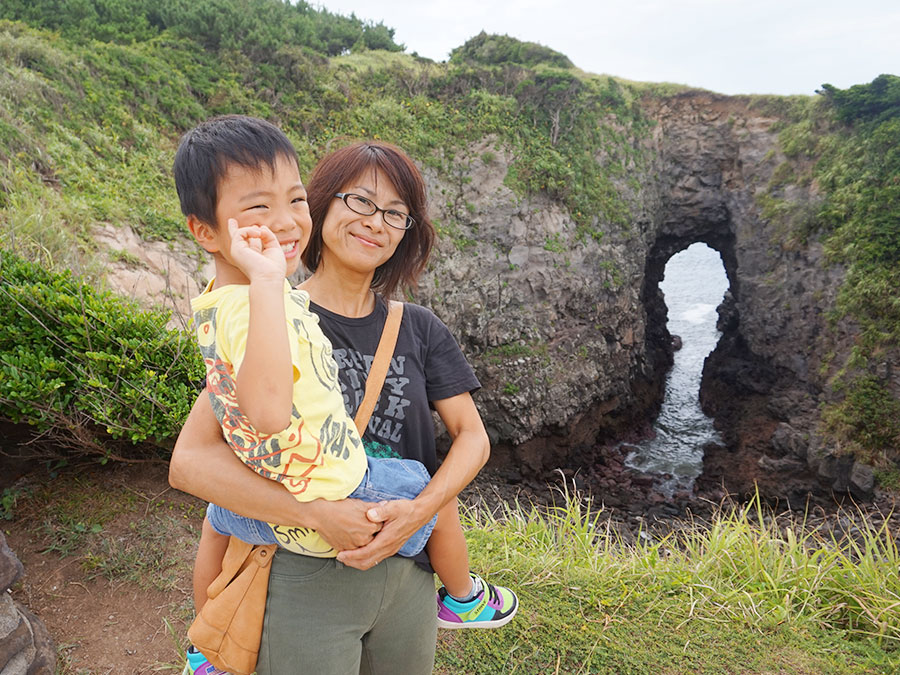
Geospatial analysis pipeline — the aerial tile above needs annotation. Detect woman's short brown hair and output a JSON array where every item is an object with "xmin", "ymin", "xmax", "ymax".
[{"xmin": 303, "ymin": 141, "xmax": 435, "ymax": 298}]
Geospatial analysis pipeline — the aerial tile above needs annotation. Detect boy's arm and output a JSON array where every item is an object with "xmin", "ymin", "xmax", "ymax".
[
  {"xmin": 169, "ymin": 393, "xmax": 381, "ymax": 551},
  {"xmin": 228, "ymin": 219, "xmax": 293, "ymax": 433}
]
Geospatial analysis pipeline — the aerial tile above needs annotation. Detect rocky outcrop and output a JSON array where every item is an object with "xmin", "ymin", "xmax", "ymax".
[
  {"xmin": 417, "ymin": 139, "xmax": 666, "ymax": 470},
  {"xmin": 645, "ymin": 93, "xmax": 876, "ymax": 501},
  {"xmin": 0, "ymin": 533, "xmax": 55, "ymax": 674},
  {"xmin": 86, "ymin": 93, "xmax": 885, "ymax": 501},
  {"xmin": 419, "ymin": 92, "xmax": 881, "ymax": 501}
]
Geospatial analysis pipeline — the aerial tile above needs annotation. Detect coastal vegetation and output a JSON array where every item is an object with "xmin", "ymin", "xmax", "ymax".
[
  {"xmin": 0, "ymin": 0, "xmax": 647, "ymax": 458},
  {"xmin": 0, "ymin": 0, "xmax": 895, "ymax": 477},
  {"xmin": 0, "ymin": 252, "xmax": 202, "ymax": 455},
  {"xmin": 764, "ymin": 74, "xmax": 900, "ymax": 466}
]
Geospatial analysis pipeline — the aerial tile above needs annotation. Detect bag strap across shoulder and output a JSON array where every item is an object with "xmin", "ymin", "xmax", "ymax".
[{"xmin": 353, "ymin": 300, "xmax": 403, "ymax": 435}]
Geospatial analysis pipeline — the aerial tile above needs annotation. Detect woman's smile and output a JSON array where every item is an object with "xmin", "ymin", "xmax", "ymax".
[{"xmin": 350, "ymin": 231, "xmax": 383, "ymax": 248}]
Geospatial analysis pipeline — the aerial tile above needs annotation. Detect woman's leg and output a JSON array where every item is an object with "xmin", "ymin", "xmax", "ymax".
[
  {"xmin": 359, "ymin": 556, "xmax": 437, "ymax": 675},
  {"xmin": 257, "ymin": 552, "xmax": 435, "ymax": 675},
  {"xmin": 425, "ymin": 499, "xmax": 472, "ymax": 597}
]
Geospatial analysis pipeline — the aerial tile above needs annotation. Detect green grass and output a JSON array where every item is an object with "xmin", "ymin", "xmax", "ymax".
[
  {"xmin": 11, "ymin": 464, "xmax": 899, "ymax": 673},
  {"xmin": 434, "ymin": 489, "xmax": 900, "ymax": 673}
]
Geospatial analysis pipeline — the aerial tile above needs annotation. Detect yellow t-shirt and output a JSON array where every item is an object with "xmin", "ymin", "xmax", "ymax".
[{"xmin": 191, "ymin": 279, "xmax": 367, "ymax": 556}]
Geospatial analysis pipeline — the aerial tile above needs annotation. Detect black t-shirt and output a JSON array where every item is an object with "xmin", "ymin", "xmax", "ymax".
[{"xmin": 310, "ymin": 297, "xmax": 481, "ymax": 477}]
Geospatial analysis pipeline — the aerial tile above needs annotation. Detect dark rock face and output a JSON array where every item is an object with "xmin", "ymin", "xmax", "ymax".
[
  {"xmin": 84, "ymin": 92, "xmax": 879, "ymax": 503},
  {"xmin": 419, "ymin": 139, "xmax": 667, "ymax": 465},
  {"xmin": 419, "ymin": 92, "xmax": 879, "ymax": 502},
  {"xmin": 0, "ymin": 532, "xmax": 56, "ymax": 674}
]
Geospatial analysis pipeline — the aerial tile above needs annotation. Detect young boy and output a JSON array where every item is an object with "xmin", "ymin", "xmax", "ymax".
[{"xmin": 174, "ymin": 116, "xmax": 518, "ymax": 674}]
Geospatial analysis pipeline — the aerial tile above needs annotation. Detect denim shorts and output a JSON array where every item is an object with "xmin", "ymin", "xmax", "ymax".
[{"xmin": 206, "ymin": 456, "xmax": 437, "ymax": 558}]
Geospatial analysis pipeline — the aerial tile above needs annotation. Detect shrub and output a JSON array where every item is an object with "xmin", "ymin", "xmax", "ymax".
[
  {"xmin": 450, "ymin": 32, "xmax": 573, "ymax": 69},
  {"xmin": 822, "ymin": 375, "xmax": 900, "ymax": 462},
  {"xmin": 0, "ymin": 0, "xmax": 402, "ymax": 57},
  {"xmin": 818, "ymin": 74, "xmax": 900, "ymax": 124},
  {"xmin": 0, "ymin": 251, "xmax": 202, "ymax": 458}
]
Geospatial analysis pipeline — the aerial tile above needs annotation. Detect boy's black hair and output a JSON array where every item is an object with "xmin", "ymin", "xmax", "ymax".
[{"xmin": 173, "ymin": 115, "xmax": 299, "ymax": 228}]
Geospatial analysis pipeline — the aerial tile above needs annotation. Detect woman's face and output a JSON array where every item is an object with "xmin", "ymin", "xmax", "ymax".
[{"xmin": 320, "ymin": 169, "xmax": 408, "ymax": 276}]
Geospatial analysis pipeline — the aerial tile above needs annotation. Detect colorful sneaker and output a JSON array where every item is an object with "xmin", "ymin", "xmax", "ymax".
[
  {"xmin": 436, "ymin": 574, "xmax": 518, "ymax": 629},
  {"xmin": 183, "ymin": 645, "xmax": 230, "ymax": 675}
]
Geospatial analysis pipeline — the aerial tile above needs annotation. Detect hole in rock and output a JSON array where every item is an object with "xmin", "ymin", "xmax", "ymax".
[{"xmin": 624, "ymin": 242, "xmax": 729, "ymax": 494}]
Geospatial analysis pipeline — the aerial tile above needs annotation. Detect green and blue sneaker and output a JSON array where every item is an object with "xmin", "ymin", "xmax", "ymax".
[
  {"xmin": 182, "ymin": 645, "xmax": 229, "ymax": 675},
  {"xmin": 436, "ymin": 573, "xmax": 518, "ymax": 629}
]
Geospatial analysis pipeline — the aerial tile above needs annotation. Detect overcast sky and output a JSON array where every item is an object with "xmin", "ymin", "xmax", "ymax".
[{"xmin": 317, "ymin": 0, "xmax": 899, "ymax": 96}]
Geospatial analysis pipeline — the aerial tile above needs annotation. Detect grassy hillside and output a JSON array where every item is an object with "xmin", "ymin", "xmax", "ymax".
[
  {"xmin": 0, "ymin": 5, "xmax": 647, "ymax": 267},
  {"xmin": 0, "ymin": 6, "xmax": 649, "ymax": 453},
  {"xmin": 0, "ymin": 1, "xmax": 897, "ymax": 471}
]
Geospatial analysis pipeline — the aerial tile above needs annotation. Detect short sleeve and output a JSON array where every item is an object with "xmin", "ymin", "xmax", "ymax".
[
  {"xmin": 214, "ymin": 292, "xmax": 251, "ymax": 375},
  {"xmin": 417, "ymin": 307, "xmax": 480, "ymax": 402}
]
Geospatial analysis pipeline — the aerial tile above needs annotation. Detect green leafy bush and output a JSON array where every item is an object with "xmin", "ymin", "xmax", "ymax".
[
  {"xmin": 450, "ymin": 32, "xmax": 573, "ymax": 69},
  {"xmin": 822, "ymin": 375, "xmax": 900, "ymax": 462},
  {"xmin": 0, "ymin": 0, "xmax": 402, "ymax": 57},
  {"xmin": 0, "ymin": 251, "xmax": 202, "ymax": 456},
  {"xmin": 818, "ymin": 74, "xmax": 900, "ymax": 124}
]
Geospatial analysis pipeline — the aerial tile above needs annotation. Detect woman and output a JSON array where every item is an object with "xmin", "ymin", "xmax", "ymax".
[{"xmin": 169, "ymin": 141, "xmax": 491, "ymax": 674}]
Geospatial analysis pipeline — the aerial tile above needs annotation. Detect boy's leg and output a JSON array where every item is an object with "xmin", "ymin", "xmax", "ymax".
[
  {"xmin": 428, "ymin": 500, "xmax": 519, "ymax": 630},
  {"xmin": 186, "ymin": 518, "xmax": 232, "ymax": 675},
  {"xmin": 425, "ymin": 500, "xmax": 471, "ymax": 597},
  {"xmin": 194, "ymin": 516, "xmax": 230, "ymax": 610},
  {"xmin": 354, "ymin": 457, "xmax": 518, "ymax": 628}
]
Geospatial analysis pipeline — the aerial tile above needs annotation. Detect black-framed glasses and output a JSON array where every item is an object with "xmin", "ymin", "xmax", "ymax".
[{"xmin": 334, "ymin": 192, "xmax": 415, "ymax": 230}]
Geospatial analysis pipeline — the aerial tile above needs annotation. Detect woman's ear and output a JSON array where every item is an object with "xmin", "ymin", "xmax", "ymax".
[{"xmin": 187, "ymin": 215, "xmax": 220, "ymax": 253}]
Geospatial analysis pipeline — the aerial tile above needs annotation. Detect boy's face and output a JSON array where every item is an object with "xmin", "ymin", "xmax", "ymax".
[{"xmin": 191, "ymin": 154, "xmax": 311, "ymax": 283}]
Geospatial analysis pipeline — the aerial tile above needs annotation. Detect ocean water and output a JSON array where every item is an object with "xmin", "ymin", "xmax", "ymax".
[{"xmin": 624, "ymin": 243, "xmax": 729, "ymax": 492}]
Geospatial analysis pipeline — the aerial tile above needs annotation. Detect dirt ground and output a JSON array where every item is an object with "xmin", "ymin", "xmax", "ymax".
[
  {"xmin": 5, "ymin": 461, "xmax": 202, "ymax": 673},
  {"xmin": 3, "ymin": 460, "xmax": 534, "ymax": 674}
]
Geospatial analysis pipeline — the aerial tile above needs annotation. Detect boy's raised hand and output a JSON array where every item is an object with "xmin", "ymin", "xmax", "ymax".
[{"xmin": 228, "ymin": 218, "xmax": 286, "ymax": 282}]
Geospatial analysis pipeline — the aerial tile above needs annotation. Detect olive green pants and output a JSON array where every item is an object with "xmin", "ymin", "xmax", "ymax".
[{"xmin": 256, "ymin": 550, "xmax": 437, "ymax": 675}]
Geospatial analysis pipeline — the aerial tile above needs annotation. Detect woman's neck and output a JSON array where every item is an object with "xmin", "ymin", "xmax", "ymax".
[{"xmin": 298, "ymin": 267, "xmax": 376, "ymax": 318}]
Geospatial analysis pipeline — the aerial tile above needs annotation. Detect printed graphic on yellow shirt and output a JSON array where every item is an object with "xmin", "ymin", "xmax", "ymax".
[
  {"xmin": 195, "ymin": 306, "xmax": 322, "ymax": 497},
  {"xmin": 192, "ymin": 288, "xmax": 368, "ymax": 558}
]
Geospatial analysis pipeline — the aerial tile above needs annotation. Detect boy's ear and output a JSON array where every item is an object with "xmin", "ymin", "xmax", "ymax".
[{"xmin": 187, "ymin": 215, "xmax": 220, "ymax": 253}]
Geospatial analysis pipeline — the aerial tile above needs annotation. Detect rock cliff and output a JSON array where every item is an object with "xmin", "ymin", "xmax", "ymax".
[
  {"xmin": 415, "ymin": 91, "xmax": 882, "ymax": 500},
  {"xmin": 94, "ymin": 91, "xmax": 883, "ymax": 500}
]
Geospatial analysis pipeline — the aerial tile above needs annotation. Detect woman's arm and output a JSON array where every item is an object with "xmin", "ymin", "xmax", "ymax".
[
  {"xmin": 336, "ymin": 391, "xmax": 489, "ymax": 569},
  {"xmin": 169, "ymin": 393, "xmax": 381, "ymax": 551}
]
